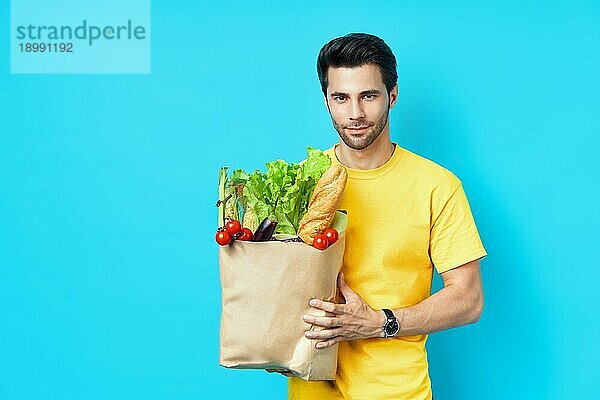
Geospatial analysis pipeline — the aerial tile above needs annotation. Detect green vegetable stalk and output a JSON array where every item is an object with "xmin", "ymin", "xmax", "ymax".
[{"xmin": 216, "ymin": 167, "xmax": 230, "ymax": 227}]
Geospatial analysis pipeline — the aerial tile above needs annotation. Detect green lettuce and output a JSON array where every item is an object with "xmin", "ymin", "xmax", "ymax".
[{"xmin": 220, "ymin": 147, "xmax": 331, "ymax": 235}]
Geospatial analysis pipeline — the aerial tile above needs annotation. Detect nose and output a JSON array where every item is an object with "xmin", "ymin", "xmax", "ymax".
[{"xmin": 349, "ymin": 98, "xmax": 366, "ymax": 120}]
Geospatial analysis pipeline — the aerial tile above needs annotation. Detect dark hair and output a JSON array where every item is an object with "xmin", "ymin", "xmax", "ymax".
[{"xmin": 317, "ymin": 33, "xmax": 398, "ymax": 96}]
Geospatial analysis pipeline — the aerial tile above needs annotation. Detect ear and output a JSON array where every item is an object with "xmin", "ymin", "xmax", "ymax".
[{"xmin": 389, "ymin": 84, "xmax": 399, "ymax": 109}]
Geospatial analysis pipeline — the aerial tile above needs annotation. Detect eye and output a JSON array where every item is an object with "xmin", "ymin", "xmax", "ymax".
[
  {"xmin": 364, "ymin": 94, "xmax": 376, "ymax": 100},
  {"xmin": 333, "ymin": 96, "xmax": 346, "ymax": 102}
]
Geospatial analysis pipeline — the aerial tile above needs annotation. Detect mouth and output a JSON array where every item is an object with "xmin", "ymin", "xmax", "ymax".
[{"xmin": 345, "ymin": 126, "xmax": 370, "ymax": 134}]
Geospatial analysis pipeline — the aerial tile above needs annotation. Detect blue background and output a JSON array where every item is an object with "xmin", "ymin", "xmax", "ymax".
[{"xmin": 1, "ymin": 1, "xmax": 598, "ymax": 399}]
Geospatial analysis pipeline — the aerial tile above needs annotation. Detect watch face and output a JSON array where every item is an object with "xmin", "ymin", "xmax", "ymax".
[{"xmin": 385, "ymin": 320, "xmax": 399, "ymax": 336}]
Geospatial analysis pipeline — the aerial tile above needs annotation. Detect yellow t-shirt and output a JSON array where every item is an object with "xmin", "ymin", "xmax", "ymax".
[{"xmin": 289, "ymin": 143, "xmax": 487, "ymax": 400}]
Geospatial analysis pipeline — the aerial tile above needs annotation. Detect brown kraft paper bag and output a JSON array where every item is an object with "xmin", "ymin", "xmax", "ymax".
[{"xmin": 218, "ymin": 212, "xmax": 347, "ymax": 380}]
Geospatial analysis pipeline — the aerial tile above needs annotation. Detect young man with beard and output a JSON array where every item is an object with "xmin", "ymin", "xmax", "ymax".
[{"xmin": 283, "ymin": 33, "xmax": 487, "ymax": 399}]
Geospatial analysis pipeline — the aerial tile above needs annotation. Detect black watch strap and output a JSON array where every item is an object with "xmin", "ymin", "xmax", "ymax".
[{"xmin": 382, "ymin": 309, "xmax": 395, "ymax": 320}]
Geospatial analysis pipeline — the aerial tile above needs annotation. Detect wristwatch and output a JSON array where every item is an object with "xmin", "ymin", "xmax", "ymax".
[{"xmin": 381, "ymin": 309, "xmax": 400, "ymax": 338}]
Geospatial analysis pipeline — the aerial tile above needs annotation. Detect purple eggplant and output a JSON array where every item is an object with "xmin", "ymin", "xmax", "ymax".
[{"xmin": 252, "ymin": 217, "xmax": 278, "ymax": 241}]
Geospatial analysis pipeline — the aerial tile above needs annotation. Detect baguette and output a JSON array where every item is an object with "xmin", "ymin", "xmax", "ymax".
[{"xmin": 297, "ymin": 165, "xmax": 347, "ymax": 243}]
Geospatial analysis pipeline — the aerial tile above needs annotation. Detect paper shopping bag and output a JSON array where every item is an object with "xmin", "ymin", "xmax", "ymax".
[{"xmin": 218, "ymin": 211, "xmax": 347, "ymax": 380}]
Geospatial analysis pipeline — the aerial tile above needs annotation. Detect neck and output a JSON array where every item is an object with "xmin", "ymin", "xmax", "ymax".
[{"xmin": 335, "ymin": 132, "xmax": 395, "ymax": 170}]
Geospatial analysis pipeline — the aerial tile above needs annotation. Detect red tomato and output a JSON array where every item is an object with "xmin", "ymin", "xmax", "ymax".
[
  {"xmin": 238, "ymin": 227, "xmax": 253, "ymax": 241},
  {"xmin": 313, "ymin": 234, "xmax": 329, "ymax": 250},
  {"xmin": 225, "ymin": 219, "xmax": 242, "ymax": 235},
  {"xmin": 323, "ymin": 228, "xmax": 339, "ymax": 245},
  {"xmin": 215, "ymin": 230, "xmax": 232, "ymax": 246}
]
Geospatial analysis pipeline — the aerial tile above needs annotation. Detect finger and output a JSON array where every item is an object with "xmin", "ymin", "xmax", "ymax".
[
  {"xmin": 315, "ymin": 337, "xmax": 341, "ymax": 349},
  {"xmin": 309, "ymin": 298, "xmax": 342, "ymax": 314},
  {"xmin": 266, "ymin": 368, "xmax": 294, "ymax": 377},
  {"xmin": 305, "ymin": 328, "xmax": 342, "ymax": 340},
  {"xmin": 302, "ymin": 314, "xmax": 342, "ymax": 328}
]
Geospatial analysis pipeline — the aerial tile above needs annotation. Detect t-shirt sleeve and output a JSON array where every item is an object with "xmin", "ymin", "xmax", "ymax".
[{"xmin": 429, "ymin": 173, "xmax": 487, "ymax": 274}]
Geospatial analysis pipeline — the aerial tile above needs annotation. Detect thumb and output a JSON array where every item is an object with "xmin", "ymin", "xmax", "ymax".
[{"xmin": 338, "ymin": 272, "xmax": 356, "ymax": 298}]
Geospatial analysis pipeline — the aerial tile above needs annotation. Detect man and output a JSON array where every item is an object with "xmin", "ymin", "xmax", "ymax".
[{"xmin": 285, "ymin": 33, "xmax": 487, "ymax": 399}]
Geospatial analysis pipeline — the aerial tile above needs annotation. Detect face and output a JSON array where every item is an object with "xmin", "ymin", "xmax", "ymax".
[{"xmin": 324, "ymin": 64, "xmax": 398, "ymax": 150}]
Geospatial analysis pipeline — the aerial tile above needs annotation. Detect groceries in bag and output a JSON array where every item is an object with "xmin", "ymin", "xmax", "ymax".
[{"xmin": 216, "ymin": 147, "xmax": 349, "ymax": 380}]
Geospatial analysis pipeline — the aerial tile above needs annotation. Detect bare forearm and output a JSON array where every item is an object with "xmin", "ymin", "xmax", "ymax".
[
  {"xmin": 391, "ymin": 283, "xmax": 483, "ymax": 336},
  {"xmin": 304, "ymin": 266, "xmax": 484, "ymax": 348}
]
